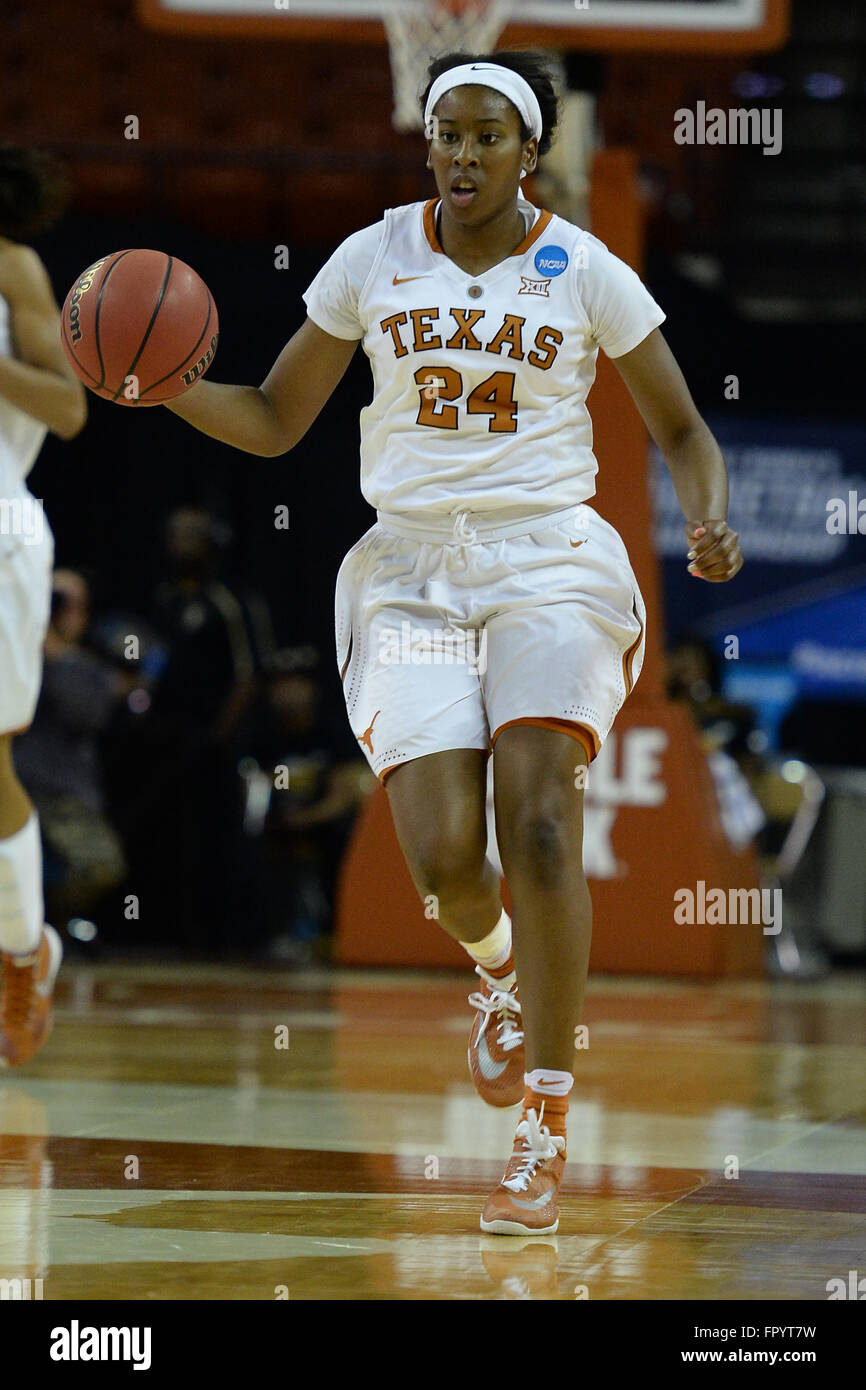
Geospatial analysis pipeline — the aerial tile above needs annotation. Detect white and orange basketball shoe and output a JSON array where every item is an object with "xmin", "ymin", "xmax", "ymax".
[
  {"xmin": 481, "ymin": 1095, "xmax": 568, "ymax": 1235},
  {"xmin": 0, "ymin": 926, "xmax": 63, "ymax": 1068},
  {"xmin": 467, "ymin": 960, "xmax": 525, "ymax": 1107}
]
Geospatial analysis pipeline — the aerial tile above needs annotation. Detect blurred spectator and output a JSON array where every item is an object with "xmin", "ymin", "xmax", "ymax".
[
  {"xmin": 151, "ymin": 506, "xmax": 275, "ymax": 737},
  {"xmin": 665, "ymin": 636, "xmax": 759, "ymax": 763},
  {"xmin": 666, "ymin": 634, "xmax": 830, "ymax": 976},
  {"xmin": 14, "ymin": 569, "xmax": 126, "ymax": 940},
  {"xmin": 242, "ymin": 646, "xmax": 375, "ymax": 963},
  {"xmin": 114, "ymin": 506, "xmax": 276, "ymax": 950},
  {"xmin": 666, "ymin": 634, "xmax": 766, "ymax": 850}
]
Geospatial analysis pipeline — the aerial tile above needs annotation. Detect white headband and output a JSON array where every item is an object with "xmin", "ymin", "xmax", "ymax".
[{"xmin": 424, "ymin": 62, "xmax": 542, "ymax": 179}]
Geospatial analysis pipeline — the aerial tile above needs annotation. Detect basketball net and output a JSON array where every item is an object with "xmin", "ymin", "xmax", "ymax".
[{"xmin": 381, "ymin": 0, "xmax": 518, "ymax": 132}]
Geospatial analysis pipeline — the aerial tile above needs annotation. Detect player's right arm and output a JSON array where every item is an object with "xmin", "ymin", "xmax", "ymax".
[
  {"xmin": 0, "ymin": 244, "xmax": 87, "ymax": 439},
  {"xmin": 165, "ymin": 317, "xmax": 358, "ymax": 457}
]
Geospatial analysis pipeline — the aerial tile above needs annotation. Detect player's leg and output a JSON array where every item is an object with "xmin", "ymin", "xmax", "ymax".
[
  {"xmin": 0, "ymin": 730, "xmax": 62, "ymax": 1068},
  {"xmin": 0, "ymin": 731, "xmax": 33, "ymax": 839},
  {"xmin": 385, "ymin": 749, "xmax": 499, "ymax": 945},
  {"xmin": 477, "ymin": 723, "xmax": 589, "ymax": 1235},
  {"xmin": 492, "ymin": 723, "xmax": 590, "ymax": 1074},
  {"xmin": 477, "ymin": 506, "xmax": 644, "ymax": 1232},
  {"xmin": 386, "ymin": 750, "xmax": 526, "ymax": 1107},
  {"xmin": 335, "ymin": 522, "xmax": 523, "ymax": 1106},
  {"xmin": 0, "ymin": 541, "xmax": 63, "ymax": 1067},
  {"xmin": 0, "ymin": 730, "xmax": 43, "ymax": 960}
]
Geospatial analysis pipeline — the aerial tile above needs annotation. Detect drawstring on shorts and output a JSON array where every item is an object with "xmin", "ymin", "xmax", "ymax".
[{"xmin": 450, "ymin": 509, "xmax": 478, "ymax": 567}]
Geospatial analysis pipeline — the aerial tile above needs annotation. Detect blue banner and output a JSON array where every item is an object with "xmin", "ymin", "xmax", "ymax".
[{"xmin": 651, "ymin": 414, "xmax": 866, "ymax": 724}]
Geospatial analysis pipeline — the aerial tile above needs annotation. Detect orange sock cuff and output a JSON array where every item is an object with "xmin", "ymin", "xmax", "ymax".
[
  {"xmin": 486, "ymin": 951, "xmax": 515, "ymax": 980},
  {"xmin": 523, "ymin": 1087, "xmax": 569, "ymax": 1134}
]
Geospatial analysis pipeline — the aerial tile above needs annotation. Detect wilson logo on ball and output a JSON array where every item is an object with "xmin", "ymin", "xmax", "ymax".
[
  {"xmin": 181, "ymin": 335, "xmax": 219, "ymax": 387},
  {"xmin": 67, "ymin": 257, "xmax": 109, "ymax": 345}
]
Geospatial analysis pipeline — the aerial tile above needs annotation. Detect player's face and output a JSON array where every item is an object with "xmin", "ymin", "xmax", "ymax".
[{"xmin": 425, "ymin": 86, "xmax": 536, "ymax": 220}]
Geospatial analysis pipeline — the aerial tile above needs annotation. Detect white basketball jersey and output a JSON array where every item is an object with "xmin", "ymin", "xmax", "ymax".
[
  {"xmin": 303, "ymin": 194, "xmax": 665, "ymax": 528},
  {"xmin": 0, "ymin": 291, "xmax": 47, "ymax": 498}
]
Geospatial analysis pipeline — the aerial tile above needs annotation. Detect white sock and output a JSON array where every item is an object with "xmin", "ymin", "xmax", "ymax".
[
  {"xmin": 0, "ymin": 812, "xmax": 45, "ymax": 957},
  {"xmin": 459, "ymin": 908, "xmax": 512, "ymax": 973},
  {"xmin": 525, "ymin": 1068, "xmax": 574, "ymax": 1098}
]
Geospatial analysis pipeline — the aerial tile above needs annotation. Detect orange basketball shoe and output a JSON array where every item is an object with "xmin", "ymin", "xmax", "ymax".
[
  {"xmin": 0, "ymin": 926, "xmax": 63, "ymax": 1068},
  {"xmin": 467, "ymin": 962, "xmax": 524, "ymax": 1107},
  {"xmin": 481, "ymin": 1100, "xmax": 567, "ymax": 1235}
]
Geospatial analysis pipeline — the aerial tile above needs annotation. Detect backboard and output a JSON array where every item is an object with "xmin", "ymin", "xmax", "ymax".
[{"xmin": 138, "ymin": 0, "xmax": 790, "ymax": 53}]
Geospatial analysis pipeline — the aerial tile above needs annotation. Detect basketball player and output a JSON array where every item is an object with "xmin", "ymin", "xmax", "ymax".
[
  {"xmin": 0, "ymin": 146, "xmax": 86, "ymax": 1065},
  {"xmin": 164, "ymin": 52, "xmax": 743, "ymax": 1233}
]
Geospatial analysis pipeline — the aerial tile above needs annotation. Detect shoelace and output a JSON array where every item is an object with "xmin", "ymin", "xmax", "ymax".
[
  {"xmin": 467, "ymin": 968, "xmax": 523, "ymax": 1052},
  {"xmin": 1, "ymin": 956, "xmax": 38, "ymax": 1029},
  {"xmin": 502, "ymin": 1107, "xmax": 566, "ymax": 1194}
]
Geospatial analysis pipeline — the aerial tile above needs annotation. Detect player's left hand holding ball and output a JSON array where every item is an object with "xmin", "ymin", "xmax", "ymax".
[
  {"xmin": 684, "ymin": 520, "xmax": 743, "ymax": 582},
  {"xmin": 60, "ymin": 249, "xmax": 218, "ymax": 405}
]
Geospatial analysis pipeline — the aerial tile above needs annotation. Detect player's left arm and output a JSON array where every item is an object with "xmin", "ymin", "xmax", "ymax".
[
  {"xmin": 0, "ymin": 244, "xmax": 87, "ymax": 440},
  {"xmin": 612, "ymin": 327, "xmax": 742, "ymax": 583}
]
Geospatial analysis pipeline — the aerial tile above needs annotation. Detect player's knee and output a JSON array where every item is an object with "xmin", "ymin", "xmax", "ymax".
[
  {"xmin": 501, "ymin": 810, "xmax": 573, "ymax": 887},
  {"xmin": 408, "ymin": 832, "xmax": 486, "ymax": 904}
]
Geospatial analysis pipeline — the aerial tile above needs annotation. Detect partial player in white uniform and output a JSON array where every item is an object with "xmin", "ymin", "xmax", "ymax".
[
  {"xmin": 163, "ymin": 53, "xmax": 743, "ymax": 1236},
  {"xmin": 0, "ymin": 146, "xmax": 86, "ymax": 1066}
]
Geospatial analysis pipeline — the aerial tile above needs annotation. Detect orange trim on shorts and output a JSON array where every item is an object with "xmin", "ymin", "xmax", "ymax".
[
  {"xmin": 339, "ymin": 631, "xmax": 354, "ymax": 685},
  {"xmin": 491, "ymin": 717, "xmax": 599, "ymax": 764},
  {"xmin": 379, "ymin": 746, "xmax": 493, "ymax": 786},
  {"xmin": 622, "ymin": 600, "xmax": 644, "ymax": 699}
]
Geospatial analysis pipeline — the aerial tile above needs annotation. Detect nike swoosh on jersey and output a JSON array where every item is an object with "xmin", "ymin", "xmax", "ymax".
[
  {"xmin": 392, "ymin": 273, "xmax": 431, "ymax": 285},
  {"xmin": 477, "ymin": 1029, "xmax": 509, "ymax": 1080},
  {"xmin": 570, "ymin": 540, "xmax": 586, "ymax": 548}
]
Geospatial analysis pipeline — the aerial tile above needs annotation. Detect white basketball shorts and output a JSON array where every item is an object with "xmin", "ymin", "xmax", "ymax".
[
  {"xmin": 335, "ymin": 502, "xmax": 645, "ymax": 781},
  {"xmin": 0, "ymin": 522, "xmax": 54, "ymax": 736}
]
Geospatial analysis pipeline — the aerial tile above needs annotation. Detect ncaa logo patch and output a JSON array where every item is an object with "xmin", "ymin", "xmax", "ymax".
[{"xmin": 534, "ymin": 245, "xmax": 568, "ymax": 277}]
